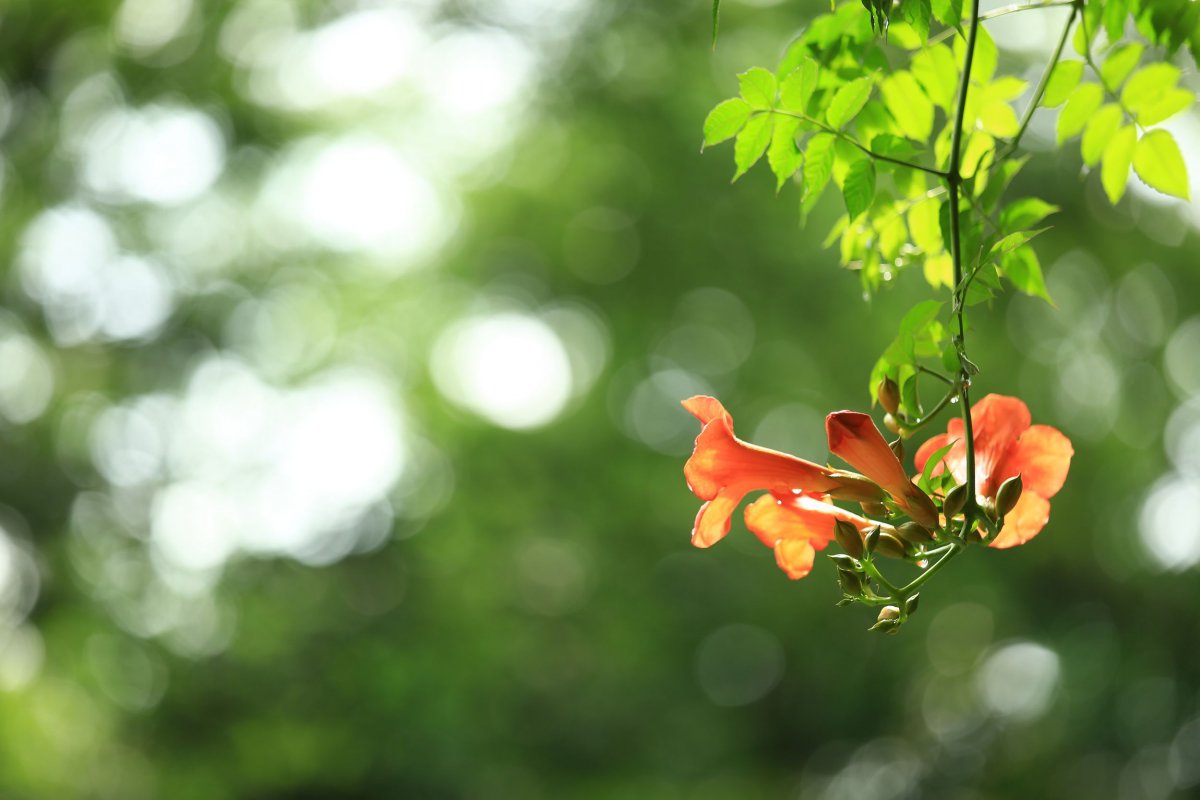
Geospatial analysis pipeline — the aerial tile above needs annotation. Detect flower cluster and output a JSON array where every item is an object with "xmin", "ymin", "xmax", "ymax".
[{"xmin": 681, "ymin": 393, "xmax": 1072, "ymax": 593}]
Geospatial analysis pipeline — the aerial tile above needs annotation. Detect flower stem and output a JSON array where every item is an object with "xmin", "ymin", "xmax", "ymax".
[
  {"xmin": 1003, "ymin": 4, "xmax": 1078, "ymax": 158},
  {"xmin": 900, "ymin": 541, "xmax": 963, "ymax": 595},
  {"xmin": 948, "ymin": 0, "xmax": 982, "ymax": 521}
]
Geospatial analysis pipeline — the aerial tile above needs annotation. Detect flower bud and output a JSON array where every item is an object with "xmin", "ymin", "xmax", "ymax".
[
  {"xmin": 873, "ymin": 531, "xmax": 908, "ymax": 559},
  {"xmin": 905, "ymin": 593, "xmax": 920, "ymax": 615},
  {"xmin": 827, "ymin": 472, "xmax": 886, "ymax": 503},
  {"xmin": 870, "ymin": 605, "xmax": 902, "ymax": 633},
  {"xmin": 895, "ymin": 521, "xmax": 934, "ymax": 546},
  {"xmin": 889, "ymin": 437, "xmax": 905, "ymax": 461},
  {"xmin": 837, "ymin": 568, "xmax": 864, "ymax": 596},
  {"xmin": 943, "ymin": 484, "xmax": 967, "ymax": 519},
  {"xmin": 860, "ymin": 500, "xmax": 890, "ymax": 518},
  {"xmin": 996, "ymin": 473, "xmax": 1023, "ymax": 519},
  {"xmin": 834, "ymin": 520, "xmax": 864, "ymax": 559},
  {"xmin": 878, "ymin": 378, "xmax": 901, "ymax": 415},
  {"xmin": 827, "ymin": 553, "xmax": 862, "ymax": 572},
  {"xmin": 883, "ymin": 413, "xmax": 900, "ymax": 434},
  {"xmin": 864, "ymin": 526, "xmax": 881, "ymax": 554}
]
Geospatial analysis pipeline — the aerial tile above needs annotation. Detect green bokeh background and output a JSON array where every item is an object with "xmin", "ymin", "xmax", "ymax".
[{"xmin": 0, "ymin": 0, "xmax": 1199, "ymax": 797}]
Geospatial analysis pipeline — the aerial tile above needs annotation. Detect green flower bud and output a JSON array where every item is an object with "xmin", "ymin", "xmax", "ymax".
[
  {"xmin": 870, "ymin": 605, "xmax": 902, "ymax": 633},
  {"xmin": 878, "ymin": 378, "xmax": 901, "ymax": 415},
  {"xmin": 883, "ymin": 413, "xmax": 901, "ymax": 434},
  {"xmin": 996, "ymin": 473, "xmax": 1023, "ymax": 519},
  {"xmin": 834, "ymin": 519, "xmax": 864, "ymax": 559},
  {"xmin": 895, "ymin": 521, "xmax": 934, "ymax": 546},
  {"xmin": 860, "ymin": 500, "xmax": 890, "ymax": 518},
  {"xmin": 943, "ymin": 483, "xmax": 967, "ymax": 519},
  {"xmin": 905, "ymin": 593, "xmax": 920, "ymax": 615},
  {"xmin": 864, "ymin": 526, "xmax": 881, "ymax": 554},
  {"xmin": 889, "ymin": 437, "xmax": 905, "ymax": 461},
  {"xmin": 827, "ymin": 552, "xmax": 862, "ymax": 572},
  {"xmin": 873, "ymin": 531, "xmax": 908, "ymax": 559},
  {"xmin": 837, "ymin": 568, "xmax": 864, "ymax": 596}
]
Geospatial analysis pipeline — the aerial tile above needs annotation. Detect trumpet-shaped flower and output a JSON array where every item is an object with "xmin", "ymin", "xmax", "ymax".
[
  {"xmin": 914, "ymin": 394, "xmax": 1073, "ymax": 548},
  {"xmin": 743, "ymin": 493, "xmax": 882, "ymax": 579},
  {"xmin": 681, "ymin": 396, "xmax": 934, "ymax": 578},
  {"xmin": 826, "ymin": 411, "xmax": 939, "ymax": 528}
]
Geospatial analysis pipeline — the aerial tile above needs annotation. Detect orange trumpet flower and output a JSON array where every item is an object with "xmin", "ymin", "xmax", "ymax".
[{"xmin": 914, "ymin": 394, "xmax": 1073, "ymax": 548}]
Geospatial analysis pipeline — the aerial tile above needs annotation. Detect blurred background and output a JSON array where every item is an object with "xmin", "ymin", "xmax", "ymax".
[{"xmin": 0, "ymin": 0, "xmax": 1199, "ymax": 797}]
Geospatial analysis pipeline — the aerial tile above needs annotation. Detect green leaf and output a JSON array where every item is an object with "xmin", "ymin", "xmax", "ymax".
[
  {"xmin": 902, "ymin": 0, "xmax": 932, "ymax": 41},
  {"xmin": 780, "ymin": 59, "xmax": 821, "ymax": 113},
  {"xmin": 954, "ymin": 26, "xmax": 997, "ymax": 83},
  {"xmin": 1101, "ymin": 124, "xmax": 1136, "ymax": 204},
  {"xmin": 930, "ymin": 0, "xmax": 961, "ymax": 27},
  {"xmin": 999, "ymin": 197, "xmax": 1057, "ymax": 231},
  {"xmin": 1043, "ymin": 60, "xmax": 1083, "ymax": 108},
  {"xmin": 908, "ymin": 196, "xmax": 943, "ymax": 252},
  {"xmin": 842, "ymin": 158, "xmax": 876, "ymax": 220},
  {"xmin": 980, "ymin": 99, "xmax": 1019, "ymax": 138},
  {"xmin": 1122, "ymin": 63, "xmax": 1181, "ymax": 112},
  {"xmin": 1081, "ymin": 103, "xmax": 1123, "ymax": 167},
  {"xmin": 1056, "ymin": 83, "xmax": 1103, "ymax": 143},
  {"xmin": 1137, "ymin": 88, "xmax": 1194, "ymax": 126},
  {"xmin": 738, "ymin": 68, "xmax": 778, "ymax": 109},
  {"xmin": 1133, "ymin": 129, "xmax": 1190, "ymax": 199},
  {"xmin": 918, "ymin": 439, "xmax": 957, "ymax": 493},
  {"xmin": 1103, "ymin": 0, "xmax": 1129, "ymax": 42},
  {"xmin": 712, "ymin": 0, "xmax": 720, "ymax": 47},
  {"xmin": 923, "ymin": 252, "xmax": 953, "ymax": 290},
  {"xmin": 1000, "ymin": 246, "xmax": 1051, "ymax": 302},
  {"xmin": 703, "ymin": 98, "xmax": 752, "ymax": 147},
  {"xmin": 801, "ymin": 132, "xmax": 836, "ymax": 217},
  {"xmin": 733, "ymin": 113, "xmax": 773, "ymax": 180},
  {"xmin": 911, "ymin": 44, "xmax": 958, "ymax": 111},
  {"xmin": 1100, "ymin": 42, "xmax": 1143, "ymax": 88},
  {"xmin": 881, "ymin": 71, "xmax": 933, "ymax": 142},
  {"xmin": 826, "ymin": 77, "xmax": 875, "ymax": 128},
  {"xmin": 768, "ymin": 116, "xmax": 803, "ymax": 192}
]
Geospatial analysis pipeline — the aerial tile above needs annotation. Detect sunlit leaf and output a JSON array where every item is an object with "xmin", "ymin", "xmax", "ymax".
[
  {"xmin": 703, "ymin": 98, "xmax": 752, "ymax": 147},
  {"xmin": 733, "ymin": 113, "xmax": 773, "ymax": 180},
  {"xmin": 1101, "ymin": 124, "xmax": 1136, "ymax": 203},
  {"xmin": 1056, "ymin": 83, "xmax": 1103, "ymax": 143},
  {"xmin": 930, "ymin": 0, "xmax": 961, "ymax": 27},
  {"xmin": 901, "ymin": 0, "xmax": 932, "ymax": 41},
  {"xmin": 1081, "ymin": 103, "xmax": 1123, "ymax": 167},
  {"xmin": 1132, "ymin": 129, "xmax": 1190, "ymax": 199},
  {"xmin": 1100, "ymin": 42, "xmax": 1144, "ymax": 88},
  {"xmin": 826, "ymin": 77, "xmax": 875, "ymax": 128},
  {"xmin": 738, "ymin": 67, "xmax": 778, "ymax": 109},
  {"xmin": 1000, "ymin": 246, "xmax": 1051, "ymax": 302},
  {"xmin": 881, "ymin": 71, "xmax": 933, "ymax": 142},
  {"xmin": 842, "ymin": 158, "xmax": 877, "ymax": 220},
  {"xmin": 999, "ymin": 197, "xmax": 1057, "ymax": 232},
  {"xmin": 1042, "ymin": 60, "xmax": 1083, "ymax": 108},
  {"xmin": 780, "ymin": 59, "xmax": 821, "ymax": 114},
  {"xmin": 911, "ymin": 44, "xmax": 958, "ymax": 111},
  {"xmin": 801, "ymin": 132, "xmax": 837, "ymax": 218},
  {"xmin": 1136, "ymin": 88, "xmax": 1194, "ymax": 126},
  {"xmin": 1121, "ymin": 63, "xmax": 1181, "ymax": 112},
  {"xmin": 768, "ymin": 116, "xmax": 803, "ymax": 192}
]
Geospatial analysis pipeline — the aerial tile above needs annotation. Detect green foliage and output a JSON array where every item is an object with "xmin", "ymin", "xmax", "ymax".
[{"xmin": 1133, "ymin": 129, "xmax": 1190, "ymax": 199}]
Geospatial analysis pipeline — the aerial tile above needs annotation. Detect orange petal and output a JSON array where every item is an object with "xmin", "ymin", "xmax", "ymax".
[
  {"xmin": 988, "ymin": 492, "xmax": 1051, "ymax": 549},
  {"xmin": 993, "ymin": 424, "xmax": 1073, "ymax": 500},
  {"xmin": 826, "ymin": 411, "xmax": 938, "ymax": 528},
  {"xmin": 774, "ymin": 539, "xmax": 816, "ymax": 580},
  {"xmin": 969, "ymin": 394, "xmax": 1032, "ymax": 495},
  {"xmin": 682, "ymin": 395, "xmax": 731, "ymax": 426},
  {"xmin": 684, "ymin": 401, "xmax": 841, "ymax": 502},
  {"xmin": 743, "ymin": 493, "xmax": 870, "ymax": 550},
  {"xmin": 692, "ymin": 491, "xmax": 741, "ymax": 548}
]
